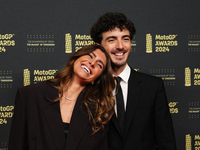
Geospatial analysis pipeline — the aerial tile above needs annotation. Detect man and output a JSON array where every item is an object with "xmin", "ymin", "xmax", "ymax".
[{"xmin": 90, "ymin": 12, "xmax": 177, "ymax": 150}]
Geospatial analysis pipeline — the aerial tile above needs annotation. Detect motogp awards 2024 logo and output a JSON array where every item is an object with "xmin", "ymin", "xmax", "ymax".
[
  {"xmin": 65, "ymin": 33, "xmax": 94, "ymax": 53},
  {"xmin": 185, "ymin": 67, "xmax": 200, "ymax": 86},
  {"xmin": 23, "ymin": 69, "xmax": 58, "ymax": 86},
  {"xmin": 169, "ymin": 102, "xmax": 178, "ymax": 114},
  {"xmin": 185, "ymin": 134, "xmax": 200, "ymax": 150},
  {"xmin": 146, "ymin": 34, "xmax": 178, "ymax": 53},
  {"xmin": 0, "ymin": 34, "xmax": 15, "ymax": 52}
]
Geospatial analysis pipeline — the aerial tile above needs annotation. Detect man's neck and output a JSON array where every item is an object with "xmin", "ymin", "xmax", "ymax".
[{"xmin": 112, "ymin": 64, "xmax": 127, "ymax": 76}]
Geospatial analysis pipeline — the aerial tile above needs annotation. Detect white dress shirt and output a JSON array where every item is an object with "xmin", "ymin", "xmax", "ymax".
[{"xmin": 114, "ymin": 64, "xmax": 131, "ymax": 115}]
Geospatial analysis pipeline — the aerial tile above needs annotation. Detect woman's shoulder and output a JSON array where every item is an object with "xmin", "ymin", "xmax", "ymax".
[
  {"xmin": 17, "ymin": 81, "xmax": 54, "ymax": 95},
  {"xmin": 19, "ymin": 81, "xmax": 48, "ymax": 89},
  {"xmin": 16, "ymin": 81, "xmax": 59, "ymax": 104}
]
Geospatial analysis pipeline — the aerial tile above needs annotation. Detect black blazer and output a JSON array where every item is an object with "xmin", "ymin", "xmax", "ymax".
[
  {"xmin": 9, "ymin": 81, "xmax": 108, "ymax": 150},
  {"xmin": 108, "ymin": 69, "xmax": 177, "ymax": 150}
]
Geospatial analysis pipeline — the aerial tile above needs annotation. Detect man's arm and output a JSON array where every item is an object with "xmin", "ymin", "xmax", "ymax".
[{"xmin": 154, "ymin": 78, "xmax": 177, "ymax": 150}]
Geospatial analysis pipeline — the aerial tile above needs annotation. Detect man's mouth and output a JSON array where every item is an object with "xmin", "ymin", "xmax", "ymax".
[
  {"xmin": 114, "ymin": 52, "xmax": 124, "ymax": 56},
  {"xmin": 81, "ymin": 65, "xmax": 91, "ymax": 74},
  {"xmin": 112, "ymin": 50, "xmax": 127, "ymax": 57}
]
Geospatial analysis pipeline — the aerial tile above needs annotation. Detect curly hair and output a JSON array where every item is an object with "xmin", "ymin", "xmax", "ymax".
[
  {"xmin": 47, "ymin": 44, "xmax": 115, "ymax": 134},
  {"xmin": 90, "ymin": 12, "xmax": 136, "ymax": 44}
]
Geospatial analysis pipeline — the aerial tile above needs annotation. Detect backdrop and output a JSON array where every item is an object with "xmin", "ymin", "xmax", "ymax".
[{"xmin": 0, "ymin": 1, "xmax": 199, "ymax": 149}]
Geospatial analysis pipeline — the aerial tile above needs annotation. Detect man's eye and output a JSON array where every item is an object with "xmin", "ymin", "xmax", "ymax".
[
  {"xmin": 108, "ymin": 39, "xmax": 114, "ymax": 42},
  {"xmin": 124, "ymin": 38, "xmax": 130, "ymax": 41}
]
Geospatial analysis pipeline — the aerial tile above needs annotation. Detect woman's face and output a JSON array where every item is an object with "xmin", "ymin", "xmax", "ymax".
[{"xmin": 73, "ymin": 48, "xmax": 107, "ymax": 85}]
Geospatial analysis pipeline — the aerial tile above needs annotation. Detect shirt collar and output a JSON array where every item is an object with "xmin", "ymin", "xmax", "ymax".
[{"xmin": 118, "ymin": 64, "xmax": 131, "ymax": 83}]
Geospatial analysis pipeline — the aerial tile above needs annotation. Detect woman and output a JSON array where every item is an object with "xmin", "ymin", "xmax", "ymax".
[{"xmin": 8, "ymin": 44, "xmax": 115, "ymax": 150}]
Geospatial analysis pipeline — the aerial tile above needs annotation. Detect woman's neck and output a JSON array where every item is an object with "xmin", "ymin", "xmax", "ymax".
[{"xmin": 63, "ymin": 79, "xmax": 86, "ymax": 100}]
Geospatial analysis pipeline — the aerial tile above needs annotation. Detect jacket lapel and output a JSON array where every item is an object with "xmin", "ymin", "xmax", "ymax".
[
  {"xmin": 110, "ymin": 69, "xmax": 142, "ymax": 138},
  {"xmin": 64, "ymin": 90, "xmax": 89, "ymax": 150},
  {"xmin": 42, "ymin": 82, "xmax": 66, "ymax": 150},
  {"xmin": 123, "ymin": 69, "xmax": 142, "ymax": 138}
]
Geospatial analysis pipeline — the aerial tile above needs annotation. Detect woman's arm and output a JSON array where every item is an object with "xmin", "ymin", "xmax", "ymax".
[{"xmin": 8, "ymin": 87, "xmax": 27, "ymax": 149}]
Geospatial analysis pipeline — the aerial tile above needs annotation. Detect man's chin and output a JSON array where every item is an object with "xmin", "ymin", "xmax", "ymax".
[{"xmin": 111, "ymin": 61, "xmax": 126, "ymax": 69}]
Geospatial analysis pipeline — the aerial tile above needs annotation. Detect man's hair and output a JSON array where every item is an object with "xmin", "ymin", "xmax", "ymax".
[{"xmin": 90, "ymin": 12, "xmax": 136, "ymax": 44}]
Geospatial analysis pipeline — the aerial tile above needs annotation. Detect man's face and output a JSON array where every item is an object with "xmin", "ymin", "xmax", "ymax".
[{"xmin": 100, "ymin": 27, "xmax": 131, "ymax": 70}]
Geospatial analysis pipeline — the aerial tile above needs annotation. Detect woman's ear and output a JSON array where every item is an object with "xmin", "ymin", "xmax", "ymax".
[{"xmin": 95, "ymin": 43, "xmax": 100, "ymax": 45}]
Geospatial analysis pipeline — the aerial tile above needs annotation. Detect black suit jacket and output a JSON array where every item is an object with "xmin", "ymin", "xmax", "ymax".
[
  {"xmin": 108, "ymin": 69, "xmax": 177, "ymax": 150},
  {"xmin": 9, "ymin": 81, "xmax": 108, "ymax": 150}
]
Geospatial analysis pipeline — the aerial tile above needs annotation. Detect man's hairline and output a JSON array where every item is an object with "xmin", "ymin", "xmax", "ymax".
[{"xmin": 97, "ymin": 27, "xmax": 132, "ymax": 44}]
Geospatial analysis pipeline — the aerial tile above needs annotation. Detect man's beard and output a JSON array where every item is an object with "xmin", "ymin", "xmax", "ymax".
[{"xmin": 111, "ymin": 60, "xmax": 126, "ymax": 69}]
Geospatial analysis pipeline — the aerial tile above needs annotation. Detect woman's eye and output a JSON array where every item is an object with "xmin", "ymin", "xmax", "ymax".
[
  {"xmin": 98, "ymin": 64, "xmax": 102, "ymax": 69},
  {"xmin": 88, "ymin": 54, "xmax": 93, "ymax": 58}
]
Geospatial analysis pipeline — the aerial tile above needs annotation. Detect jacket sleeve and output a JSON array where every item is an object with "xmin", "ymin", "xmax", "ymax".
[
  {"xmin": 154, "ymin": 79, "xmax": 177, "ymax": 150},
  {"xmin": 8, "ymin": 87, "xmax": 28, "ymax": 150}
]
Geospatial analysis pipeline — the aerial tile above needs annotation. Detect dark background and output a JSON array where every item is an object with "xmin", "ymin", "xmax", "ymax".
[{"xmin": 1, "ymin": 1, "xmax": 199, "ymax": 149}]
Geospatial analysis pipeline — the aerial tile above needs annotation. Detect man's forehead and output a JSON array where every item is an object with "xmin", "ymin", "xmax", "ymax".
[{"xmin": 102, "ymin": 27, "xmax": 130, "ymax": 38}]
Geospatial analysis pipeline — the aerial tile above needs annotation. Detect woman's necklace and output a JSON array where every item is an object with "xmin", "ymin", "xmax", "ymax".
[{"xmin": 63, "ymin": 95, "xmax": 76, "ymax": 101}]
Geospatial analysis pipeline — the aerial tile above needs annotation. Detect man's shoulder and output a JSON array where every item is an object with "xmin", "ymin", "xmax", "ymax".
[{"xmin": 130, "ymin": 69, "xmax": 162, "ymax": 82}]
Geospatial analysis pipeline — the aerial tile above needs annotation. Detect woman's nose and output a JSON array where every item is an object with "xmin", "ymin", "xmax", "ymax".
[{"xmin": 89, "ymin": 60, "xmax": 95, "ymax": 67}]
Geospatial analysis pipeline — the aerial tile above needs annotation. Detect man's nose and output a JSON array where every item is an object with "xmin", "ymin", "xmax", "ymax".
[{"xmin": 116, "ymin": 40, "xmax": 123, "ymax": 50}]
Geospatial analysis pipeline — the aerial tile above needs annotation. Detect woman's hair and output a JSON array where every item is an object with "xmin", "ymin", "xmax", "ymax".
[{"xmin": 48, "ymin": 44, "xmax": 115, "ymax": 134}]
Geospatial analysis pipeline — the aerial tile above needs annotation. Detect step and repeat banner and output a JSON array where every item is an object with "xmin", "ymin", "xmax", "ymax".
[{"xmin": 0, "ymin": 1, "xmax": 199, "ymax": 150}]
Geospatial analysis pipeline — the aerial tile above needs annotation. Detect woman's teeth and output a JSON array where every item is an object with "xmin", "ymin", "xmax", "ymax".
[{"xmin": 81, "ymin": 65, "xmax": 90, "ymax": 74}]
